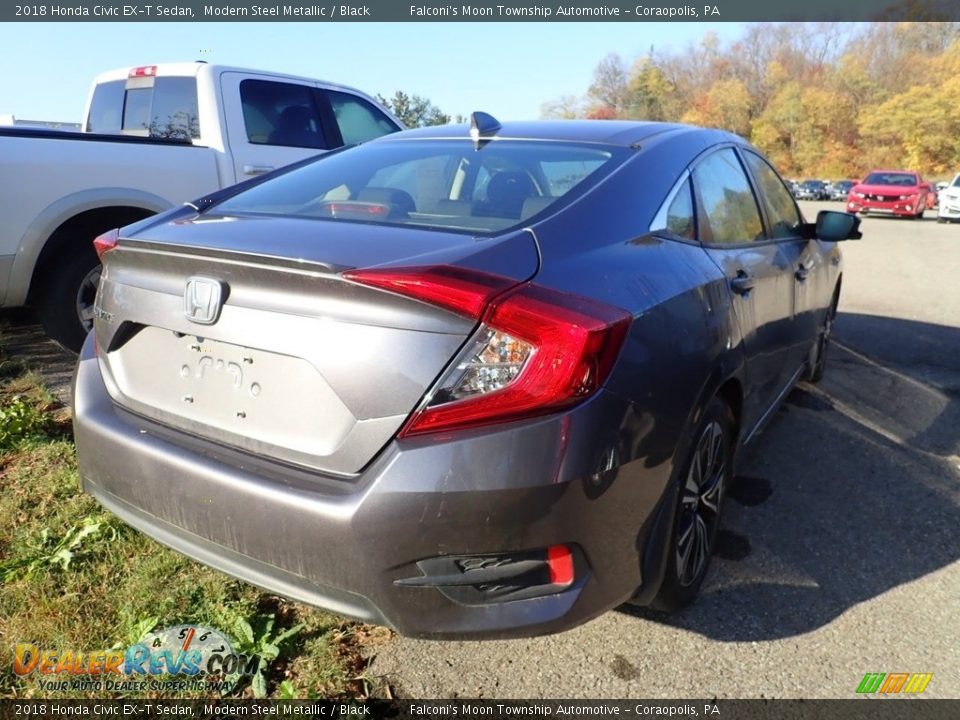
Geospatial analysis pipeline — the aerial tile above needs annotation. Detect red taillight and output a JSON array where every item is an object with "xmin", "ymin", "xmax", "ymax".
[
  {"xmin": 546, "ymin": 545, "xmax": 574, "ymax": 586},
  {"xmin": 128, "ymin": 66, "xmax": 157, "ymax": 78},
  {"xmin": 92, "ymin": 229, "xmax": 119, "ymax": 260},
  {"xmin": 343, "ymin": 266, "xmax": 632, "ymax": 436},
  {"xmin": 342, "ymin": 265, "xmax": 517, "ymax": 319}
]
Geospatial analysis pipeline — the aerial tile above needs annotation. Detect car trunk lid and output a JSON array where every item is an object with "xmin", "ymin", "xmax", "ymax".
[{"xmin": 94, "ymin": 212, "xmax": 539, "ymax": 476}]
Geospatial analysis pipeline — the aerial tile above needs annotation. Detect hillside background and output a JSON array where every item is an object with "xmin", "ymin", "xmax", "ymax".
[{"xmin": 540, "ymin": 22, "xmax": 960, "ymax": 180}]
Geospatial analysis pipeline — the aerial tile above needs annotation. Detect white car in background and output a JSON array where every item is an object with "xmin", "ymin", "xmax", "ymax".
[{"xmin": 937, "ymin": 174, "xmax": 960, "ymax": 223}]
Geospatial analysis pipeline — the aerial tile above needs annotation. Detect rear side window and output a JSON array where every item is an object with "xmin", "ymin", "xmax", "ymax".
[
  {"xmin": 326, "ymin": 91, "xmax": 399, "ymax": 145},
  {"xmin": 665, "ymin": 178, "xmax": 696, "ymax": 240},
  {"xmin": 86, "ymin": 77, "xmax": 199, "ymax": 140},
  {"xmin": 743, "ymin": 151, "xmax": 802, "ymax": 239},
  {"xmin": 86, "ymin": 80, "xmax": 125, "ymax": 133},
  {"xmin": 240, "ymin": 79, "xmax": 327, "ymax": 149},
  {"xmin": 693, "ymin": 148, "xmax": 765, "ymax": 244}
]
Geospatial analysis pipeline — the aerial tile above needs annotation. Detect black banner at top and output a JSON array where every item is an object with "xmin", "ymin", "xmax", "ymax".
[{"xmin": 3, "ymin": 0, "xmax": 960, "ymax": 22}]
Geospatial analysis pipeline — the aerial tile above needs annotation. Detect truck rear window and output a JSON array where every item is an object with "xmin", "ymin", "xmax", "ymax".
[{"xmin": 86, "ymin": 77, "xmax": 199, "ymax": 140}]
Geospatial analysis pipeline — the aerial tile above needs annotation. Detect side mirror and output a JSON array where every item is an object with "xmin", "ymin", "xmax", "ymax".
[{"xmin": 816, "ymin": 210, "xmax": 862, "ymax": 241}]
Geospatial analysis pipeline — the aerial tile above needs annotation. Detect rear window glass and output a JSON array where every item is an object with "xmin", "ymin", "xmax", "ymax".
[
  {"xmin": 86, "ymin": 80, "xmax": 125, "ymax": 133},
  {"xmin": 211, "ymin": 140, "xmax": 620, "ymax": 234},
  {"xmin": 86, "ymin": 77, "xmax": 199, "ymax": 139}
]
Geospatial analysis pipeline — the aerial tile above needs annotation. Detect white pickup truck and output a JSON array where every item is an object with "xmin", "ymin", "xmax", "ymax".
[{"xmin": 0, "ymin": 62, "xmax": 401, "ymax": 350}]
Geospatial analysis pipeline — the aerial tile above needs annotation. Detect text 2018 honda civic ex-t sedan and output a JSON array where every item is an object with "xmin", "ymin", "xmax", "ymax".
[{"xmin": 74, "ymin": 116, "xmax": 860, "ymax": 639}]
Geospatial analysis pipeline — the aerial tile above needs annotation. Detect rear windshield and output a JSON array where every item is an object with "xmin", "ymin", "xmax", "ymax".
[
  {"xmin": 211, "ymin": 139, "xmax": 620, "ymax": 234},
  {"xmin": 863, "ymin": 172, "xmax": 918, "ymax": 186},
  {"xmin": 86, "ymin": 77, "xmax": 199, "ymax": 140}
]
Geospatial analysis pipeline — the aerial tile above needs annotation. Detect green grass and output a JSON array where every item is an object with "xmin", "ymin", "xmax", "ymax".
[{"xmin": 0, "ymin": 338, "xmax": 387, "ymax": 699}]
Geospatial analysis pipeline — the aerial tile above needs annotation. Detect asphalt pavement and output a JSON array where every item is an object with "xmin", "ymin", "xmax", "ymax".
[{"xmin": 366, "ymin": 202, "xmax": 960, "ymax": 699}]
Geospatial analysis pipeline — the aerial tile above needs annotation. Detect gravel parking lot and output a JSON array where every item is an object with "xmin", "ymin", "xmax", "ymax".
[{"xmin": 2, "ymin": 202, "xmax": 957, "ymax": 699}]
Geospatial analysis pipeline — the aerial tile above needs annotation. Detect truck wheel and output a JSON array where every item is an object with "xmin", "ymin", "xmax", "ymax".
[
  {"xmin": 36, "ymin": 244, "xmax": 100, "ymax": 353},
  {"xmin": 652, "ymin": 397, "xmax": 733, "ymax": 613}
]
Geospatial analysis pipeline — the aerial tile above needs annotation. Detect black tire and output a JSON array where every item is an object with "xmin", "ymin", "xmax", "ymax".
[
  {"xmin": 807, "ymin": 291, "xmax": 838, "ymax": 384},
  {"xmin": 653, "ymin": 397, "xmax": 734, "ymax": 613},
  {"xmin": 35, "ymin": 244, "xmax": 101, "ymax": 353}
]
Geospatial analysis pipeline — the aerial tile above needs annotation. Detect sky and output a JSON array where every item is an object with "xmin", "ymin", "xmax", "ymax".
[{"xmin": 0, "ymin": 22, "xmax": 744, "ymax": 122}]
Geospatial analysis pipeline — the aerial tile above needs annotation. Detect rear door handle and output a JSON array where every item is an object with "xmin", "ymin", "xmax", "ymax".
[
  {"xmin": 730, "ymin": 272, "xmax": 755, "ymax": 295},
  {"xmin": 795, "ymin": 265, "xmax": 810, "ymax": 281},
  {"xmin": 242, "ymin": 164, "xmax": 275, "ymax": 176}
]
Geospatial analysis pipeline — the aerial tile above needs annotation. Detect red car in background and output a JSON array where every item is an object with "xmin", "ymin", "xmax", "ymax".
[{"xmin": 847, "ymin": 170, "xmax": 928, "ymax": 218}]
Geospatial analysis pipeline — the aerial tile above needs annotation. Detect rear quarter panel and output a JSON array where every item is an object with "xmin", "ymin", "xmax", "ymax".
[{"xmin": 529, "ymin": 129, "xmax": 745, "ymax": 485}]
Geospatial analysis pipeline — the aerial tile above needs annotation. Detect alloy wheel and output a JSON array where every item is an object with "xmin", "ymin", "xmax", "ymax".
[
  {"xmin": 76, "ymin": 264, "xmax": 102, "ymax": 331},
  {"xmin": 676, "ymin": 420, "xmax": 725, "ymax": 587}
]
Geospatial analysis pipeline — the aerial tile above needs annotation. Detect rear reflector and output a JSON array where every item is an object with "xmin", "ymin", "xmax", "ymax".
[
  {"xmin": 93, "ymin": 229, "xmax": 119, "ymax": 260},
  {"xmin": 343, "ymin": 265, "xmax": 631, "ymax": 435},
  {"xmin": 546, "ymin": 545, "xmax": 574, "ymax": 586}
]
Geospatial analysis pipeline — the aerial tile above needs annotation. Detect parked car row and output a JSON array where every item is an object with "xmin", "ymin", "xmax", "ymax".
[{"xmin": 788, "ymin": 169, "xmax": 960, "ymax": 222}]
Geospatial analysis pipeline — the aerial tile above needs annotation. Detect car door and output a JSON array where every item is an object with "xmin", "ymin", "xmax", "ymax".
[
  {"xmin": 220, "ymin": 72, "xmax": 332, "ymax": 183},
  {"xmin": 740, "ymin": 149, "xmax": 825, "ymax": 370},
  {"xmin": 691, "ymin": 147, "xmax": 803, "ymax": 429}
]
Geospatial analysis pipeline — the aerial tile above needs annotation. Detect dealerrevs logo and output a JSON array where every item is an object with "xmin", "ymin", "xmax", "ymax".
[
  {"xmin": 13, "ymin": 624, "xmax": 260, "ymax": 693},
  {"xmin": 856, "ymin": 672, "xmax": 933, "ymax": 695}
]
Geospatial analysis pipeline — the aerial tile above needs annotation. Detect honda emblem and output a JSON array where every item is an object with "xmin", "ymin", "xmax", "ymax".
[{"xmin": 183, "ymin": 277, "xmax": 225, "ymax": 325}]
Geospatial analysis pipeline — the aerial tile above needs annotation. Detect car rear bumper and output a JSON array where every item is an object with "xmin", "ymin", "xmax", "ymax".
[{"xmin": 73, "ymin": 334, "xmax": 674, "ymax": 639}]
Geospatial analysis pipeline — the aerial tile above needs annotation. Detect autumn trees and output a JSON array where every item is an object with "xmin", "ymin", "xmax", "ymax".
[{"xmin": 543, "ymin": 22, "xmax": 960, "ymax": 178}]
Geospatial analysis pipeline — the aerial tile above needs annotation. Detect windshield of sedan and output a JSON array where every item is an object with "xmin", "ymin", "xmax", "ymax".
[
  {"xmin": 212, "ymin": 139, "xmax": 619, "ymax": 234},
  {"xmin": 863, "ymin": 172, "xmax": 918, "ymax": 186}
]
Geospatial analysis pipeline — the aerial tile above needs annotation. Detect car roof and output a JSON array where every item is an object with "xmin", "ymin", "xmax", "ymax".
[{"xmin": 375, "ymin": 119, "xmax": 708, "ymax": 147}]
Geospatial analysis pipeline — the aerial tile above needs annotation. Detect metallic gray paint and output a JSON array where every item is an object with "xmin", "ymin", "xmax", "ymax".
[{"xmin": 74, "ymin": 121, "xmax": 843, "ymax": 638}]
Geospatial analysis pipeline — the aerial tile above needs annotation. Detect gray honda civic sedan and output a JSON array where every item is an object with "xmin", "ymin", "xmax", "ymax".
[{"xmin": 74, "ymin": 115, "xmax": 860, "ymax": 639}]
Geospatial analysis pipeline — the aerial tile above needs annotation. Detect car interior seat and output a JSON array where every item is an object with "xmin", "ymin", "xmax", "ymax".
[
  {"xmin": 479, "ymin": 171, "xmax": 538, "ymax": 219},
  {"xmin": 270, "ymin": 106, "xmax": 320, "ymax": 147}
]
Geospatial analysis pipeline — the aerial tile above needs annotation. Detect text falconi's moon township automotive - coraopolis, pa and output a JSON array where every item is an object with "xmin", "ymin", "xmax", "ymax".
[
  {"xmin": 407, "ymin": 4, "xmax": 715, "ymax": 17},
  {"xmin": 409, "ymin": 4, "xmax": 621, "ymax": 16}
]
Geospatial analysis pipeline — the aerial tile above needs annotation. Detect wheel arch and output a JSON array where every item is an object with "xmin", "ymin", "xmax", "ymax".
[
  {"xmin": 7, "ymin": 188, "xmax": 170, "ymax": 307},
  {"xmin": 632, "ymin": 358, "xmax": 745, "ymax": 606}
]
